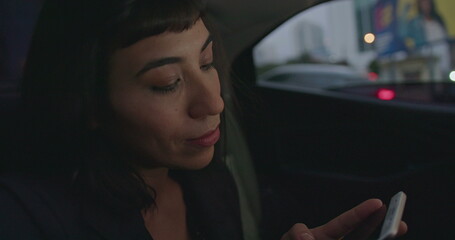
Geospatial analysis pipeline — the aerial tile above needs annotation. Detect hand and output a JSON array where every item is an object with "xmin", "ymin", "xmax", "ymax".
[{"xmin": 281, "ymin": 199, "xmax": 408, "ymax": 240}]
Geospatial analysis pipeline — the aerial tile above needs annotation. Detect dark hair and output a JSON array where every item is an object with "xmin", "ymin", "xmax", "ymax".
[
  {"xmin": 418, "ymin": 0, "xmax": 446, "ymax": 30},
  {"xmin": 19, "ymin": 0, "xmax": 226, "ymax": 211}
]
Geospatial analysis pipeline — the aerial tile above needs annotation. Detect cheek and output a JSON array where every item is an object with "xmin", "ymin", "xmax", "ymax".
[{"xmin": 108, "ymin": 89, "xmax": 185, "ymax": 144}]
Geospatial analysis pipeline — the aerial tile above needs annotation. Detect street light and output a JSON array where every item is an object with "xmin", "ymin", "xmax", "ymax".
[
  {"xmin": 364, "ymin": 33, "xmax": 375, "ymax": 44},
  {"xmin": 450, "ymin": 71, "xmax": 455, "ymax": 81}
]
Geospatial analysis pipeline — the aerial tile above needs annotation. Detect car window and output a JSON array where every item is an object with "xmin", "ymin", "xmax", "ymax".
[{"xmin": 253, "ymin": 0, "xmax": 455, "ymax": 104}]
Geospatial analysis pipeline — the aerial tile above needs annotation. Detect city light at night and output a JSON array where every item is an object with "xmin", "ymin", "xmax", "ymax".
[{"xmin": 364, "ymin": 33, "xmax": 375, "ymax": 44}]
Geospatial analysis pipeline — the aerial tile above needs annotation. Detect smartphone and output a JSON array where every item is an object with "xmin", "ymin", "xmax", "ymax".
[{"xmin": 377, "ymin": 191, "xmax": 407, "ymax": 240}]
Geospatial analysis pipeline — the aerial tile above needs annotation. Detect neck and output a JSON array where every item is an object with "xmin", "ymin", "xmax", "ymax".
[{"xmin": 138, "ymin": 167, "xmax": 172, "ymax": 194}]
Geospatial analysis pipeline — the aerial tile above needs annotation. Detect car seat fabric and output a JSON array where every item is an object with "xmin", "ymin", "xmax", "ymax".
[{"xmin": 225, "ymin": 107, "xmax": 261, "ymax": 240}]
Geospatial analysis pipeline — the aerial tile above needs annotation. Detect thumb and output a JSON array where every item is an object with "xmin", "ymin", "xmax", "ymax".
[{"xmin": 281, "ymin": 223, "xmax": 315, "ymax": 240}]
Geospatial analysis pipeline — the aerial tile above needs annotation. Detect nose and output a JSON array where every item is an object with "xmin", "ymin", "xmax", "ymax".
[{"xmin": 188, "ymin": 72, "xmax": 224, "ymax": 119}]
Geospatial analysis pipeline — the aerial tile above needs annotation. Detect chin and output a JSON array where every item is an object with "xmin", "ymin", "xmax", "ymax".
[{"xmin": 180, "ymin": 147, "xmax": 215, "ymax": 170}]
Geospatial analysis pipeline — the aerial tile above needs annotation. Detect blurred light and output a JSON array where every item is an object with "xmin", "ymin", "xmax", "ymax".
[
  {"xmin": 450, "ymin": 71, "xmax": 455, "ymax": 81},
  {"xmin": 377, "ymin": 89, "xmax": 395, "ymax": 101},
  {"xmin": 368, "ymin": 72, "xmax": 379, "ymax": 81},
  {"xmin": 364, "ymin": 33, "xmax": 376, "ymax": 44}
]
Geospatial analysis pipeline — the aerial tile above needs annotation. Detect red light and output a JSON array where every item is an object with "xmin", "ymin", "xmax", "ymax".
[
  {"xmin": 368, "ymin": 72, "xmax": 378, "ymax": 81},
  {"xmin": 377, "ymin": 89, "xmax": 395, "ymax": 100}
]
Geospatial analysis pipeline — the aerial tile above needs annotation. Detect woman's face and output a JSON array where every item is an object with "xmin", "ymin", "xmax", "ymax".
[
  {"xmin": 419, "ymin": 0, "xmax": 432, "ymax": 16},
  {"xmin": 105, "ymin": 19, "xmax": 224, "ymax": 170}
]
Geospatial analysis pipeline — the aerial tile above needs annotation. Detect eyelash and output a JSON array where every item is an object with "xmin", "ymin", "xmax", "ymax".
[
  {"xmin": 201, "ymin": 62, "xmax": 215, "ymax": 71},
  {"xmin": 150, "ymin": 79, "xmax": 181, "ymax": 94},
  {"xmin": 149, "ymin": 62, "xmax": 214, "ymax": 94}
]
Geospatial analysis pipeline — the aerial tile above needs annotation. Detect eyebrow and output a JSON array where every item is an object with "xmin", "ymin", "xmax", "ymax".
[
  {"xmin": 201, "ymin": 34, "xmax": 213, "ymax": 52},
  {"xmin": 135, "ymin": 34, "xmax": 213, "ymax": 77}
]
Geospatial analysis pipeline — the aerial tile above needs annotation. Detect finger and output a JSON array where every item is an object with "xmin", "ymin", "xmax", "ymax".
[
  {"xmin": 282, "ymin": 223, "xmax": 315, "ymax": 240},
  {"xmin": 312, "ymin": 199, "xmax": 384, "ymax": 239},
  {"xmin": 397, "ymin": 221, "xmax": 408, "ymax": 237},
  {"xmin": 343, "ymin": 204, "xmax": 387, "ymax": 240}
]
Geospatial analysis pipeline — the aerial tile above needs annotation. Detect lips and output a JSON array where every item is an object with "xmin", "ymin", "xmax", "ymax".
[{"xmin": 187, "ymin": 126, "xmax": 220, "ymax": 147}]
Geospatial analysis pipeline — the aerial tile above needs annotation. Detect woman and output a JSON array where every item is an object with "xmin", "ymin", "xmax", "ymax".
[
  {"xmin": 417, "ymin": 0, "xmax": 451, "ymax": 76},
  {"xmin": 0, "ymin": 0, "xmax": 406, "ymax": 239},
  {"xmin": 418, "ymin": 0, "xmax": 447, "ymax": 42}
]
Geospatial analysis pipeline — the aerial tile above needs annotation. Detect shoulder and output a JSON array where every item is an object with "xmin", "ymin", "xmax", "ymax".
[
  {"xmin": 0, "ymin": 172, "xmax": 75, "ymax": 206},
  {"xmin": 0, "ymin": 172, "xmax": 79, "ymax": 239},
  {"xmin": 0, "ymin": 174, "xmax": 44, "ymax": 239}
]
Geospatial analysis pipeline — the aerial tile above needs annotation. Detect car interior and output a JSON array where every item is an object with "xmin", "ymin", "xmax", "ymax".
[{"xmin": 2, "ymin": 0, "xmax": 455, "ymax": 239}]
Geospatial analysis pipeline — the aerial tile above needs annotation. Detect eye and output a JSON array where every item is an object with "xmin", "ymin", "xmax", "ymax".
[
  {"xmin": 200, "ymin": 62, "xmax": 214, "ymax": 71},
  {"xmin": 150, "ymin": 79, "xmax": 181, "ymax": 94}
]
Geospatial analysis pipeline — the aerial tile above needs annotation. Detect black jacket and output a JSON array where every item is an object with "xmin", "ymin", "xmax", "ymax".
[{"xmin": 0, "ymin": 162, "xmax": 244, "ymax": 240}]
